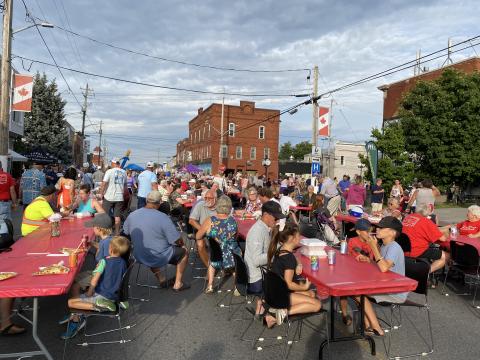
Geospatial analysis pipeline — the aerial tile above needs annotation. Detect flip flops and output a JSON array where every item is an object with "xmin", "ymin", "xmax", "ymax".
[
  {"xmin": 172, "ymin": 283, "xmax": 191, "ymax": 292},
  {"xmin": 1, "ymin": 324, "xmax": 26, "ymax": 336}
]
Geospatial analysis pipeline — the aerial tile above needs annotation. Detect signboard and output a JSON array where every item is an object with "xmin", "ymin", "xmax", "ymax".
[
  {"xmin": 311, "ymin": 145, "xmax": 321, "ymax": 157},
  {"xmin": 12, "ymin": 74, "xmax": 33, "ymax": 112},
  {"xmin": 318, "ymin": 107, "xmax": 330, "ymax": 137},
  {"xmin": 311, "ymin": 162, "xmax": 321, "ymax": 175},
  {"xmin": 311, "ymin": 156, "xmax": 321, "ymax": 163}
]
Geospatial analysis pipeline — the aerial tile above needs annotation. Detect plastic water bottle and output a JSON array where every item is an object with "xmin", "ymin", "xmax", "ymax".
[
  {"xmin": 450, "ymin": 226, "xmax": 458, "ymax": 239},
  {"xmin": 340, "ymin": 239, "xmax": 348, "ymax": 254}
]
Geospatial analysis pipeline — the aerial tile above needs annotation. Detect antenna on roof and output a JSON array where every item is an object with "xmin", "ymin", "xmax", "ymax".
[{"xmin": 442, "ymin": 38, "xmax": 454, "ymax": 67}]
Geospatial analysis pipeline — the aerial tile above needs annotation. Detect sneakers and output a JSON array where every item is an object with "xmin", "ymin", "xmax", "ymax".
[
  {"xmin": 275, "ymin": 309, "xmax": 287, "ymax": 325},
  {"xmin": 95, "ymin": 298, "xmax": 116, "ymax": 312},
  {"xmin": 60, "ymin": 316, "xmax": 86, "ymax": 340}
]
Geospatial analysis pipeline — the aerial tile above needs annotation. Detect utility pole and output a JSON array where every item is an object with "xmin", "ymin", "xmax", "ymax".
[
  {"xmin": 80, "ymin": 83, "xmax": 94, "ymax": 136},
  {"xmin": 328, "ymin": 98, "xmax": 334, "ymax": 178},
  {"xmin": 0, "ymin": 0, "xmax": 13, "ymax": 169},
  {"xmin": 97, "ymin": 120, "xmax": 102, "ymax": 167},
  {"xmin": 219, "ymin": 92, "xmax": 225, "ymax": 169},
  {"xmin": 312, "ymin": 65, "xmax": 319, "ymax": 148}
]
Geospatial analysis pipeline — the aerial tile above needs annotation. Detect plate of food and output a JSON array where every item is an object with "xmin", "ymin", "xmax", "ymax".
[
  {"xmin": 33, "ymin": 264, "xmax": 70, "ymax": 276},
  {"xmin": 0, "ymin": 272, "xmax": 17, "ymax": 281},
  {"xmin": 59, "ymin": 247, "xmax": 86, "ymax": 255}
]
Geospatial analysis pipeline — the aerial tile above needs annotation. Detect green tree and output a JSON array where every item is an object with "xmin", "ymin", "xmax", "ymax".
[
  {"xmin": 279, "ymin": 141, "xmax": 294, "ymax": 160},
  {"xmin": 399, "ymin": 69, "xmax": 480, "ymax": 186},
  {"xmin": 292, "ymin": 141, "xmax": 312, "ymax": 160},
  {"xmin": 22, "ymin": 73, "xmax": 71, "ymax": 163},
  {"xmin": 360, "ymin": 122, "xmax": 415, "ymax": 194}
]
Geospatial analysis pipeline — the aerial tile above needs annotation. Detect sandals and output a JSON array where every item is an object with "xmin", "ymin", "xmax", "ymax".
[
  {"xmin": 342, "ymin": 314, "xmax": 352, "ymax": 326},
  {"xmin": 172, "ymin": 283, "xmax": 191, "ymax": 292},
  {"xmin": 365, "ymin": 327, "xmax": 384, "ymax": 337},
  {"xmin": 263, "ymin": 315, "xmax": 277, "ymax": 329},
  {"xmin": 204, "ymin": 285, "xmax": 214, "ymax": 294},
  {"xmin": 0, "ymin": 323, "xmax": 26, "ymax": 336}
]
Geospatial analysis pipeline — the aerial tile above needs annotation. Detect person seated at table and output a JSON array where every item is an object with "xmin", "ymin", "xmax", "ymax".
[
  {"xmin": 258, "ymin": 187, "xmax": 279, "ymax": 205},
  {"xmin": 196, "ymin": 196, "xmax": 241, "ymax": 294},
  {"xmin": 169, "ymin": 184, "xmax": 192, "ymax": 218},
  {"xmin": 21, "ymin": 185, "xmax": 57, "ymax": 236},
  {"xmin": 302, "ymin": 185, "xmax": 316, "ymax": 207},
  {"xmin": 263, "ymin": 224, "xmax": 321, "ymax": 328},
  {"xmin": 0, "ymin": 299, "xmax": 26, "ymax": 335},
  {"xmin": 123, "ymin": 191, "xmax": 190, "ymax": 291},
  {"xmin": 244, "ymin": 187, "xmax": 262, "ymax": 215},
  {"xmin": 279, "ymin": 189, "xmax": 299, "ymax": 225},
  {"xmin": 70, "ymin": 184, "xmax": 104, "ymax": 215},
  {"xmin": 189, "ymin": 189, "xmax": 218, "ymax": 268},
  {"xmin": 452, "ymin": 205, "xmax": 480, "ymax": 238},
  {"xmin": 356, "ymin": 216, "xmax": 408, "ymax": 336},
  {"xmin": 245, "ymin": 201, "xmax": 287, "ymax": 317},
  {"xmin": 402, "ymin": 204, "xmax": 449, "ymax": 274},
  {"xmin": 339, "ymin": 219, "xmax": 375, "ymax": 326},
  {"xmin": 61, "ymin": 236, "xmax": 130, "ymax": 339},
  {"xmin": 382, "ymin": 198, "xmax": 403, "ymax": 221}
]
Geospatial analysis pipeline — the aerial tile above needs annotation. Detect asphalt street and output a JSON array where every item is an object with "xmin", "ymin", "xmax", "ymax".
[{"xmin": 2, "ymin": 205, "xmax": 479, "ymax": 360}]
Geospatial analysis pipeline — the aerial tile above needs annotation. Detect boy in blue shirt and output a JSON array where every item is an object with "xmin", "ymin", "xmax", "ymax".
[{"xmin": 61, "ymin": 236, "xmax": 129, "ymax": 339}]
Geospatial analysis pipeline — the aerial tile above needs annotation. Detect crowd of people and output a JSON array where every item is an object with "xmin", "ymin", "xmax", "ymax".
[{"xmin": 1, "ymin": 159, "xmax": 479, "ymax": 345}]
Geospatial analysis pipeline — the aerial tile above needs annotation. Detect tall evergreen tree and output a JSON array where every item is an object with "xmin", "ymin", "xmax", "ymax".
[{"xmin": 22, "ymin": 73, "xmax": 71, "ymax": 163}]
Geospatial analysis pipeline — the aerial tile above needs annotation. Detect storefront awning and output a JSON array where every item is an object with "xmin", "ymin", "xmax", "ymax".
[{"xmin": 8, "ymin": 149, "xmax": 28, "ymax": 162}]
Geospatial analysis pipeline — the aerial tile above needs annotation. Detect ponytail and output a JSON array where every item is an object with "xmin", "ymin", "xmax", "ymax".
[{"xmin": 267, "ymin": 224, "xmax": 300, "ymax": 268}]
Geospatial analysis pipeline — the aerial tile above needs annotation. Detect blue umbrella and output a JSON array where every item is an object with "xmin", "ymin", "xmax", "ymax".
[{"xmin": 125, "ymin": 163, "xmax": 144, "ymax": 172}]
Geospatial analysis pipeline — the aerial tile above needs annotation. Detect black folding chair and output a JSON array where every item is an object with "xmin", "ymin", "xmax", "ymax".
[
  {"xmin": 63, "ymin": 260, "xmax": 136, "ymax": 357},
  {"xmin": 377, "ymin": 257, "xmax": 434, "ymax": 359},
  {"xmin": 254, "ymin": 268, "xmax": 329, "ymax": 359},
  {"xmin": 206, "ymin": 237, "xmax": 233, "ymax": 306},
  {"xmin": 441, "ymin": 241, "xmax": 480, "ymax": 308}
]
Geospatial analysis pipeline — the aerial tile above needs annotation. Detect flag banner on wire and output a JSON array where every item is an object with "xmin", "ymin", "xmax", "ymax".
[
  {"xmin": 318, "ymin": 106, "xmax": 330, "ymax": 136},
  {"xmin": 12, "ymin": 74, "xmax": 34, "ymax": 112}
]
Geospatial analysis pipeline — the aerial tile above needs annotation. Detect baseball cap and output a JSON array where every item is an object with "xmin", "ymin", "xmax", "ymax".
[
  {"xmin": 146, "ymin": 161, "xmax": 154, "ymax": 168},
  {"xmin": 83, "ymin": 162, "xmax": 89, "ymax": 168},
  {"xmin": 355, "ymin": 218, "xmax": 372, "ymax": 231},
  {"xmin": 377, "ymin": 216, "xmax": 403, "ymax": 234},
  {"xmin": 111, "ymin": 158, "xmax": 119, "ymax": 164},
  {"xmin": 262, "ymin": 201, "xmax": 286, "ymax": 220},
  {"xmin": 84, "ymin": 213, "xmax": 113, "ymax": 229},
  {"xmin": 189, "ymin": 179, "xmax": 196, "ymax": 183},
  {"xmin": 40, "ymin": 185, "xmax": 57, "ymax": 196},
  {"xmin": 146, "ymin": 191, "xmax": 162, "ymax": 204}
]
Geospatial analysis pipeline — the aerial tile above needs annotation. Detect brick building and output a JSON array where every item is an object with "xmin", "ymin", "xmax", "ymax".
[
  {"xmin": 176, "ymin": 101, "xmax": 280, "ymax": 177},
  {"xmin": 378, "ymin": 56, "xmax": 480, "ymax": 125}
]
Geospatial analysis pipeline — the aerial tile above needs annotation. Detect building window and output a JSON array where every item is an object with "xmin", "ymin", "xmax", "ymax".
[
  {"xmin": 203, "ymin": 126, "xmax": 206, "ymax": 140},
  {"xmin": 228, "ymin": 123, "xmax": 235, "ymax": 137},
  {"xmin": 340, "ymin": 156, "xmax": 345, "ymax": 166},
  {"xmin": 259, "ymin": 126, "xmax": 265, "ymax": 139},
  {"xmin": 208, "ymin": 124, "xmax": 211, "ymax": 138},
  {"xmin": 264, "ymin": 147, "xmax": 270, "ymax": 159},
  {"xmin": 250, "ymin": 147, "xmax": 256, "ymax": 160},
  {"xmin": 236, "ymin": 146, "xmax": 242, "ymax": 159},
  {"xmin": 194, "ymin": 132, "xmax": 196, "ymax": 143},
  {"xmin": 221, "ymin": 145, "xmax": 228, "ymax": 158}
]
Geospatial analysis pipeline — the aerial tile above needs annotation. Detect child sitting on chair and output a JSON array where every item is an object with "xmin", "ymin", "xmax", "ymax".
[{"xmin": 61, "ymin": 236, "xmax": 130, "ymax": 340}]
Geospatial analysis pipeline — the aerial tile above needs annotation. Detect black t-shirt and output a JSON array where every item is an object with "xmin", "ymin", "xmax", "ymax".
[
  {"xmin": 371, "ymin": 184, "xmax": 384, "ymax": 203},
  {"xmin": 271, "ymin": 249, "xmax": 298, "ymax": 283}
]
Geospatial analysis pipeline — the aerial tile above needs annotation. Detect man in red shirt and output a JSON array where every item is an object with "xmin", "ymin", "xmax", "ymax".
[
  {"xmin": 0, "ymin": 166, "xmax": 17, "ymax": 221},
  {"xmin": 402, "ymin": 204, "xmax": 449, "ymax": 272}
]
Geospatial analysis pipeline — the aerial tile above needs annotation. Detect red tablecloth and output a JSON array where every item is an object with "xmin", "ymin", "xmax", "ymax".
[
  {"xmin": 290, "ymin": 205, "xmax": 312, "ymax": 211},
  {"xmin": 439, "ymin": 234, "xmax": 480, "ymax": 254},
  {"xmin": 227, "ymin": 192, "xmax": 242, "ymax": 198},
  {"xmin": 0, "ymin": 218, "xmax": 95, "ymax": 298},
  {"xmin": 236, "ymin": 218, "xmax": 256, "ymax": 240},
  {"xmin": 335, "ymin": 214, "xmax": 360, "ymax": 224},
  {"xmin": 297, "ymin": 248, "xmax": 417, "ymax": 297}
]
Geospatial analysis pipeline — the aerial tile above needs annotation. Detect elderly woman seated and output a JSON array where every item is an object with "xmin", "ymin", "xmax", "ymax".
[
  {"xmin": 244, "ymin": 187, "xmax": 262, "ymax": 214},
  {"xmin": 382, "ymin": 198, "xmax": 403, "ymax": 220},
  {"xmin": 447, "ymin": 205, "xmax": 480, "ymax": 238}
]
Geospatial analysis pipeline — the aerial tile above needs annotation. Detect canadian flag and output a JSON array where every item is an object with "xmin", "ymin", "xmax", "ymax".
[
  {"xmin": 318, "ymin": 106, "xmax": 330, "ymax": 136},
  {"xmin": 12, "ymin": 74, "xmax": 34, "ymax": 112}
]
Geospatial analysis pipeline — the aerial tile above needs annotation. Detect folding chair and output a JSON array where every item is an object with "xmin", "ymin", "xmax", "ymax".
[
  {"xmin": 254, "ymin": 268, "xmax": 329, "ymax": 359},
  {"xmin": 63, "ymin": 261, "xmax": 136, "ymax": 357},
  {"xmin": 441, "ymin": 241, "xmax": 480, "ymax": 308},
  {"xmin": 206, "ymin": 237, "xmax": 233, "ymax": 306},
  {"xmin": 378, "ymin": 257, "xmax": 434, "ymax": 359}
]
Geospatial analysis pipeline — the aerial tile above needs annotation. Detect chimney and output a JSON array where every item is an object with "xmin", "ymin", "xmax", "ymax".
[{"xmin": 198, "ymin": 107, "xmax": 203, "ymax": 115}]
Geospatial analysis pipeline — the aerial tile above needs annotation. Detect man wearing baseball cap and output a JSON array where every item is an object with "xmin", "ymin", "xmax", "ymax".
[
  {"xmin": 244, "ymin": 201, "xmax": 286, "ymax": 316},
  {"xmin": 137, "ymin": 162, "xmax": 157, "ymax": 209},
  {"xmin": 99, "ymin": 158, "xmax": 127, "ymax": 234},
  {"xmin": 358, "ymin": 216, "xmax": 407, "ymax": 336}
]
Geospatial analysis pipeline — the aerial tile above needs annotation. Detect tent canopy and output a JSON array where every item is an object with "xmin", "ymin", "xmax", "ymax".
[
  {"xmin": 23, "ymin": 148, "xmax": 57, "ymax": 164},
  {"xmin": 124, "ymin": 163, "xmax": 144, "ymax": 172},
  {"xmin": 8, "ymin": 149, "xmax": 28, "ymax": 162},
  {"xmin": 186, "ymin": 163, "xmax": 202, "ymax": 173}
]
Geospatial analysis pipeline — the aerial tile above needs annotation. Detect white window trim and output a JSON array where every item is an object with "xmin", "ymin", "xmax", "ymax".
[
  {"xmin": 259, "ymin": 126, "xmax": 265, "ymax": 139},
  {"xmin": 236, "ymin": 145, "xmax": 242, "ymax": 159},
  {"xmin": 228, "ymin": 122, "xmax": 235, "ymax": 137},
  {"xmin": 250, "ymin": 147, "xmax": 256, "ymax": 160}
]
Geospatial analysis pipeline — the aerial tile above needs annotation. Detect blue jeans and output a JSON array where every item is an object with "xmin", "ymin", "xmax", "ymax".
[
  {"xmin": 137, "ymin": 196, "xmax": 146, "ymax": 209},
  {"xmin": 0, "ymin": 201, "xmax": 11, "ymax": 221}
]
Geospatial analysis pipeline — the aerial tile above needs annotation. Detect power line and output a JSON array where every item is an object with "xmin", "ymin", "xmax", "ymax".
[{"xmin": 41, "ymin": 19, "xmax": 311, "ymax": 75}]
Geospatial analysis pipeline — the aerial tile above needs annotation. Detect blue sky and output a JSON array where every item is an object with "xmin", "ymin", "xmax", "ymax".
[{"xmin": 10, "ymin": 0, "xmax": 479, "ymax": 165}]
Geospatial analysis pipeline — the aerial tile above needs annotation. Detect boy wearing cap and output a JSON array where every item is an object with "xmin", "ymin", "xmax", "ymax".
[
  {"xmin": 100, "ymin": 158, "xmax": 127, "ymax": 234},
  {"xmin": 137, "ymin": 162, "xmax": 158, "ymax": 209},
  {"xmin": 21, "ymin": 185, "xmax": 56, "ymax": 236},
  {"xmin": 358, "ymin": 216, "xmax": 407, "ymax": 336}
]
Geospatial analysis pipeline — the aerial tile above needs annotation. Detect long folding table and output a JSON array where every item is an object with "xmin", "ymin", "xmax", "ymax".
[
  {"xmin": 0, "ymin": 217, "xmax": 94, "ymax": 360},
  {"xmin": 297, "ymin": 248, "xmax": 418, "ymax": 359}
]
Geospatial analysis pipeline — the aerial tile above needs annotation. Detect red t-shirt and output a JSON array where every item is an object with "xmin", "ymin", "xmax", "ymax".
[
  {"xmin": 402, "ymin": 213, "xmax": 443, "ymax": 257},
  {"xmin": 347, "ymin": 236, "xmax": 375, "ymax": 260},
  {"xmin": 0, "ymin": 171, "xmax": 14, "ymax": 201},
  {"xmin": 456, "ymin": 220, "xmax": 480, "ymax": 236}
]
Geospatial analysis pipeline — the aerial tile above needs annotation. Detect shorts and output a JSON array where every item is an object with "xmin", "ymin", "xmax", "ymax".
[
  {"xmin": 371, "ymin": 203, "xmax": 383, "ymax": 212},
  {"xmin": 168, "ymin": 246, "xmax": 187, "ymax": 265},
  {"xmin": 75, "ymin": 271, "xmax": 93, "ymax": 288},
  {"xmin": 370, "ymin": 293, "xmax": 406, "ymax": 304},
  {"xmin": 418, "ymin": 244, "xmax": 442, "ymax": 261},
  {"xmin": 102, "ymin": 199, "xmax": 123, "ymax": 218},
  {"xmin": 79, "ymin": 292, "xmax": 107, "ymax": 304},
  {"xmin": 247, "ymin": 279, "xmax": 263, "ymax": 295}
]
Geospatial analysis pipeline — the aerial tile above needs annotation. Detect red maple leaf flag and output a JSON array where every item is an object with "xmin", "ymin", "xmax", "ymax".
[
  {"xmin": 318, "ymin": 106, "xmax": 330, "ymax": 137},
  {"xmin": 12, "ymin": 74, "xmax": 33, "ymax": 112}
]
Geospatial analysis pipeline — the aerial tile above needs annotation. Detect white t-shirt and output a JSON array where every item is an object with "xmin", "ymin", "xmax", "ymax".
[
  {"xmin": 279, "ymin": 195, "xmax": 297, "ymax": 215},
  {"xmin": 103, "ymin": 168, "xmax": 127, "ymax": 202}
]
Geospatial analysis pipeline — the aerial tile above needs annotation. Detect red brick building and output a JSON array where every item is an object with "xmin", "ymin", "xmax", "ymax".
[
  {"xmin": 176, "ymin": 101, "xmax": 280, "ymax": 177},
  {"xmin": 378, "ymin": 57, "xmax": 480, "ymax": 125}
]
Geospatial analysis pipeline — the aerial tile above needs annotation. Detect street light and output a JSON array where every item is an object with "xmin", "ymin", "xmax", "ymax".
[
  {"xmin": 262, "ymin": 157, "xmax": 271, "ymax": 178},
  {"xmin": 12, "ymin": 22, "xmax": 54, "ymax": 35},
  {"xmin": 357, "ymin": 163, "xmax": 365, "ymax": 177}
]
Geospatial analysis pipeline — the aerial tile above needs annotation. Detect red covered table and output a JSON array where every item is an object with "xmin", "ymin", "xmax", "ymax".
[
  {"xmin": 297, "ymin": 248, "xmax": 417, "ymax": 359},
  {"xmin": 236, "ymin": 218, "xmax": 256, "ymax": 240},
  {"xmin": 0, "ymin": 217, "xmax": 95, "ymax": 360},
  {"xmin": 439, "ymin": 234, "xmax": 480, "ymax": 254}
]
